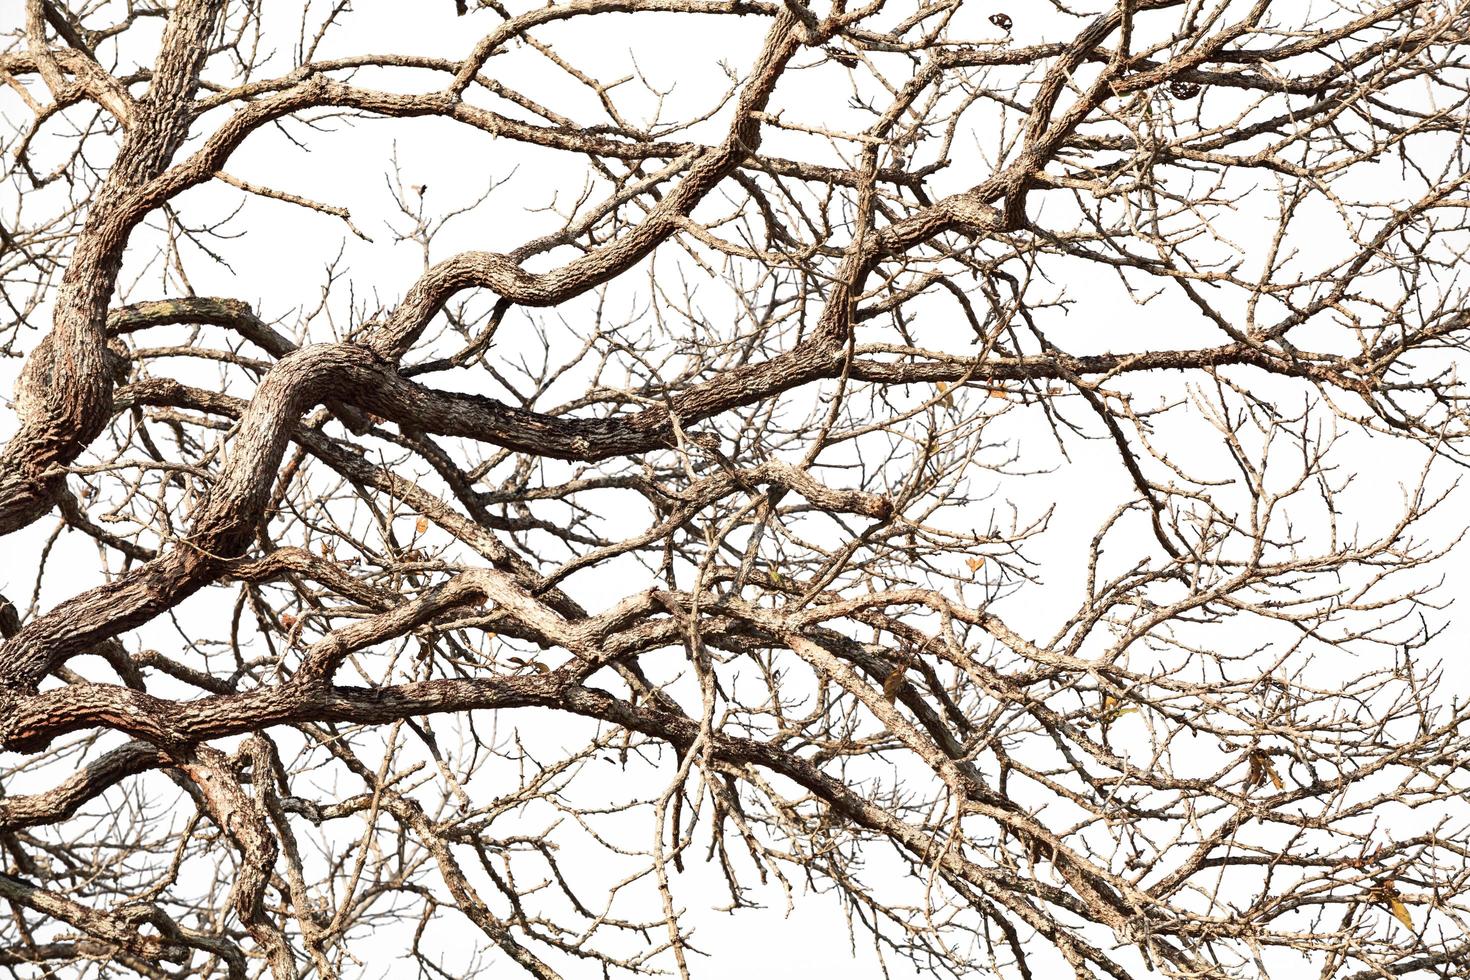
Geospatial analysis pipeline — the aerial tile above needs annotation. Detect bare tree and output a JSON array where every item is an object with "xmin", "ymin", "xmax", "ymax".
[{"xmin": 3, "ymin": 0, "xmax": 1470, "ymax": 977}]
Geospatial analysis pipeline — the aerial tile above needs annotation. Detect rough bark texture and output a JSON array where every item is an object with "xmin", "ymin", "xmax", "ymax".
[{"xmin": 3, "ymin": 2, "xmax": 1470, "ymax": 978}]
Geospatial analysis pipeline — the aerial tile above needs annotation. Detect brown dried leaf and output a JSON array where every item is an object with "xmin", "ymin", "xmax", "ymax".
[
  {"xmin": 1378, "ymin": 882, "xmax": 1414, "ymax": 930},
  {"xmin": 1245, "ymin": 753, "xmax": 1263, "ymax": 790},
  {"xmin": 1101, "ymin": 693, "xmax": 1138, "ymax": 724},
  {"xmin": 882, "ymin": 666, "xmax": 906, "ymax": 703},
  {"xmin": 507, "ymin": 655, "xmax": 549, "ymax": 675},
  {"xmin": 1246, "ymin": 750, "xmax": 1283, "ymax": 791}
]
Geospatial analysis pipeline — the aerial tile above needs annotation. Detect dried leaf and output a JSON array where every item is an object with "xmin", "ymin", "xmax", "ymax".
[
  {"xmin": 965, "ymin": 556, "xmax": 985, "ymax": 575},
  {"xmin": 508, "ymin": 655, "xmax": 549, "ymax": 675},
  {"xmin": 415, "ymin": 516, "xmax": 429, "ymax": 535},
  {"xmin": 1101, "ymin": 693, "xmax": 1138, "ymax": 723},
  {"xmin": 280, "ymin": 612, "xmax": 297, "ymax": 629},
  {"xmin": 1245, "ymin": 750, "xmax": 1283, "ymax": 791},
  {"xmin": 1378, "ymin": 882, "xmax": 1413, "ymax": 930},
  {"xmin": 883, "ymin": 666, "xmax": 906, "ymax": 703}
]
